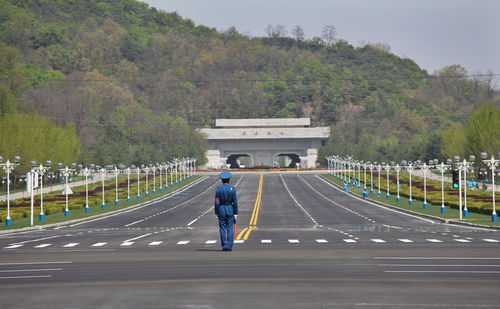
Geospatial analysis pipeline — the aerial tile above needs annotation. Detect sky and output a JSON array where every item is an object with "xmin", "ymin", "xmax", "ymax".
[{"xmin": 142, "ymin": 0, "xmax": 500, "ymax": 76}]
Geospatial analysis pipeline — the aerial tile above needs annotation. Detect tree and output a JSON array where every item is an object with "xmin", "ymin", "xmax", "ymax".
[
  {"xmin": 464, "ymin": 102, "xmax": 500, "ymax": 157},
  {"xmin": 321, "ymin": 25, "xmax": 337, "ymax": 45},
  {"xmin": 265, "ymin": 24, "xmax": 287, "ymax": 38},
  {"xmin": 291, "ymin": 25, "xmax": 305, "ymax": 41}
]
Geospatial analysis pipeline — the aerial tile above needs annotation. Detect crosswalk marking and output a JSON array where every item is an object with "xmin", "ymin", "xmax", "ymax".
[
  {"xmin": 92, "ymin": 242, "xmax": 107, "ymax": 247},
  {"xmin": 34, "ymin": 244, "xmax": 52, "ymax": 248},
  {"xmin": 426, "ymin": 239, "xmax": 442, "ymax": 243},
  {"xmin": 3, "ymin": 237, "xmax": 499, "ymax": 250},
  {"xmin": 63, "ymin": 243, "xmax": 79, "ymax": 248},
  {"xmin": 483, "ymin": 239, "xmax": 499, "ymax": 243},
  {"xmin": 5, "ymin": 244, "xmax": 23, "ymax": 249}
]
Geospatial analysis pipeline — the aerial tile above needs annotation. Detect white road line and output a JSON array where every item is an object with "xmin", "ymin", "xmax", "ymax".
[
  {"xmin": 34, "ymin": 244, "xmax": 52, "ymax": 248},
  {"xmin": 234, "ymin": 240, "xmax": 244, "ymax": 244},
  {"xmin": 124, "ymin": 233, "xmax": 153, "ymax": 243},
  {"xmin": 375, "ymin": 257, "xmax": 500, "ymax": 260},
  {"xmin": 121, "ymin": 242, "xmax": 134, "ymax": 246},
  {"xmin": 343, "ymin": 239, "xmax": 357, "ymax": 243},
  {"xmin": 454, "ymin": 239, "xmax": 471, "ymax": 243},
  {"xmin": 205, "ymin": 240, "xmax": 217, "ymax": 244},
  {"xmin": 0, "ymin": 261, "xmax": 72, "ymax": 266},
  {"xmin": 371, "ymin": 239, "xmax": 386, "ymax": 243},
  {"xmin": 398, "ymin": 239, "xmax": 414, "ymax": 243},
  {"xmin": 279, "ymin": 174, "xmax": 319, "ymax": 227},
  {"xmin": 378, "ymin": 264, "xmax": 500, "ymax": 267},
  {"xmin": 483, "ymin": 239, "xmax": 499, "ymax": 242},
  {"xmin": 124, "ymin": 219, "xmax": 144, "ymax": 227},
  {"xmin": 0, "ymin": 275, "xmax": 52, "ymax": 280},
  {"xmin": 92, "ymin": 242, "xmax": 107, "ymax": 247},
  {"xmin": 148, "ymin": 241, "xmax": 163, "ymax": 246},
  {"xmin": 177, "ymin": 241, "xmax": 190, "ymax": 245},
  {"xmin": 0, "ymin": 268, "xmax": 63, "ymax": 273},
  {"xmin": 315, "ymin": 239, "xmax": 328, "ymax": 243},
  {"xmin": 316, "ymin": 175, "xmax": 437, "ymax": 224},
  {"xmin": 385, "ymin": 270, "xmax": 500, "ymax": 274},
  {"xmin": 261, "ymin": 240, "xmax": 272, "ymax": 244},
  {"xmin": 4, "ymin": 244, "xmax": 23, "ymax": 249},
  {"xmin": 426, "ymin": 239, "xmax": 443, "ymax": 243},
  {"xmin": 70, "ymin": 176, "xmax": 209, "ymax": 227},
  {"xmin": 62, "ymin": 243, "xmax": 79, "ymax": 248},
  {"xmin": 288, "ymin": 239, "xmax": 300, "ymax": 244},
  {"xmin": 127, "ymin": 178, "xmax": 219, "ymax": 227}
]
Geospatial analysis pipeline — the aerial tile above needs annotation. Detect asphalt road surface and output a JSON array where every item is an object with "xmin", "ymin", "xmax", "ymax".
[{"xmin": 1, "ymin": 174, "xmax": 499, "ymax": 309}]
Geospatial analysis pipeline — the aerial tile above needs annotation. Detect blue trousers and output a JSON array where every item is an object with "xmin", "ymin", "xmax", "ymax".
[{"xmin": 217, "ymin": 205, "xmax": 235, "ymax": 250}]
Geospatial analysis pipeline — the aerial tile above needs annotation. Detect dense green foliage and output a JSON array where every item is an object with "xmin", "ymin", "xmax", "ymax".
[{"xmin": 0, "ymin": 0, "xmax": 498, "ymax": 168}]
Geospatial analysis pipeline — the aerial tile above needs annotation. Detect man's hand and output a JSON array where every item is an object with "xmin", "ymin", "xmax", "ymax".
[{"xmin": 234, "ymin": 215, "xmax": 238, "ymax": 220}]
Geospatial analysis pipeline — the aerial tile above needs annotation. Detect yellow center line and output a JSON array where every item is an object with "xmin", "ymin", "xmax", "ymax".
[{"xmin": 236, "ymin": 174, "xmax": 263, "ymax": 240}]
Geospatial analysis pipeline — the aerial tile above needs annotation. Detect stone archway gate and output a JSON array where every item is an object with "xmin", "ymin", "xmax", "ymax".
[{"xmin": 198, "ymin": 118, "xmax": 330, "ymax": 169}]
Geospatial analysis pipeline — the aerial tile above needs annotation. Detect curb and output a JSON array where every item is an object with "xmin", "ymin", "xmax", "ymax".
[
  {"xmin": 0, "ymin": 176, "xmax": 207, "ymax": 235},
  {"xmin": 320, "ymin": 175, "xmax": 500, "ymax": 231}
]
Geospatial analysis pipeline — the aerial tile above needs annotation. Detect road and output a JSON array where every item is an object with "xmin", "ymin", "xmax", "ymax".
[{"xmin": 0, "ymin": 174, "xmax": 499, "ymax": 309}]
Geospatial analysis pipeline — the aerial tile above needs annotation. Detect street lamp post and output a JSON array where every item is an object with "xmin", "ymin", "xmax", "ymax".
[
  {"xmin": 58, "ymin": 163, "xmax": 74, "ymax": 216},
  {"xmin": 174, "ymin": 159, "xmax": 178, "ymax": 185},
  {"xmin": 421, "ymin": 162, "xmax": 430, "ymax": 209},
  {"xmin": 29, "ymin": 161, "xmax": 37, "ymax": 226},
  {"xmin": 98, "ymin": 166, "xmax": 106, "ymax": 209},
  {"xmin": 122, "ymin": 164, "xmax": 130, "ymax": 202},
  {"xmin": 81, "ymin": 164, "xmax": 93, "ymax": 212},
  {"xmin": 113, "ymin": 165, "xmax": 120, "ymax": 205},
  {"xmin": 136, "ymin": 166, "xmax": 141, "ymax": 200},
  {"xmin": 369, "ymin": 163, "xmax": 374, "ymax": 194},
  {"xmin": 395, "ymin": 163, "xmax": 401, "ymax": 202},
  {"xmin": 385, "ymin": 163, "xmax": 391, "ymax": 199},
  {"xmin": 144, "ymin": 165, "xmax": 149, "ymax": 197},
  {"xmin": 151, "ymin": 165, "xmax": 156, "ymax": 195},
  {"xmin": 0, "ymin": 156, "xmax": 21, "ymax": 226},
  {"xmin": 406, "ymin": 161, "xmax": 415, "ymax": 205},
  {"xmin": 377, "ymin": 163, "xmax": 382, "ymax": 197},
  {"xmin": 435, "ymin": 159, "xmax": 452, "ymax": 214},
  {"xmin": 158, "ymin": 163, "xmax": 163, "ymax": 192},
  {"xmin": 357, "ymin": 161, "xmax": 362, "ymax": 189},
  {"xmin": 362, "ymin": 162, "xmax": 368, "ymax": 191},
  {"xmin": 481, "ymin": 152, "xmax": 499, "ymax": 222},
  {"xmin": 37, "ymin": 160, "xmax": 52, "ymax": 220}
]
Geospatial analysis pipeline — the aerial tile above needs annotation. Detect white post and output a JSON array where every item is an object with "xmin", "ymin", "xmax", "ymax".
[
  {"xmin": 377, "ymin": 164, "xmax": 381, "ymax": 197},
  {"xmin": 386, "ymin": 164, "xmax": 390, "ymax": 199},
  {"xmin": 136, "ymin": 167, "xmax": 141, "ymax": 200},
  {"xmin": 423, "ymin": 163, "xmax": 428, "ymax": 209},
  {"xmin": 127, "ymin": 168, "xmax": 131, "ymax": 202},
  {"xmin": 408, "ymin": 164, "xmax": 413, "ymax": 205},
  {"xmin": 463, "ymin": 159, "xmax": 469, "ymax": 217},
  {"xmin": 101, "ymin": 168, "xmax": 106, "ymax": 209},
  {"xmin": 396, "ymin": 164, "xmax": 401, "ymax": 202},
  {"xmin": 115, "ymin": 167, "xmax": 119, "ymax": 206}
]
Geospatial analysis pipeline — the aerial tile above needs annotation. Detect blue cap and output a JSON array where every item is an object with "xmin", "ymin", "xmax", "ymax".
[{"xmin": 219, "ymin": 171, "xmax": 232, "ymax": 180}]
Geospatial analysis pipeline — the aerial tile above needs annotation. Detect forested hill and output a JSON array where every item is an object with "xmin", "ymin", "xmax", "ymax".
[{"xmin": 0, "ymin": 0, "xmax": 499, "ymax": 170}]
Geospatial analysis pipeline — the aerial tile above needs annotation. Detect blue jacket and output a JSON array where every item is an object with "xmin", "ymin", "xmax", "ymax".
[{"xmin": 214, "ymin": 183, "xmax": 238, "ymax": 215}]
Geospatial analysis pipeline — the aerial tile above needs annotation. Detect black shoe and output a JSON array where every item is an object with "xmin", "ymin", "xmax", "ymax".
[
  {"xmin": 228, "ymin": 249, "xmax": 232, "ymax": 251},
  {"xmin": 222, "ymin": 248, "xmax": 228, "ymax": 251}
]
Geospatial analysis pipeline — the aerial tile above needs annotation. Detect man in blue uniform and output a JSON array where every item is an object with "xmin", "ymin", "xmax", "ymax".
[{"xmin": 214, "ymin": 171, "xmax": 238, "ymax": 251}]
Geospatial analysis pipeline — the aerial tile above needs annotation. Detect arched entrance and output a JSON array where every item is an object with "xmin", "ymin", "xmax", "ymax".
[
  {"xmin": 226, "ymin": 154, "xmax": 253, "ymax": 168},
  {"xmin": 274, "ymin": 153, "xmax": 301, "ymax": 168}
]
